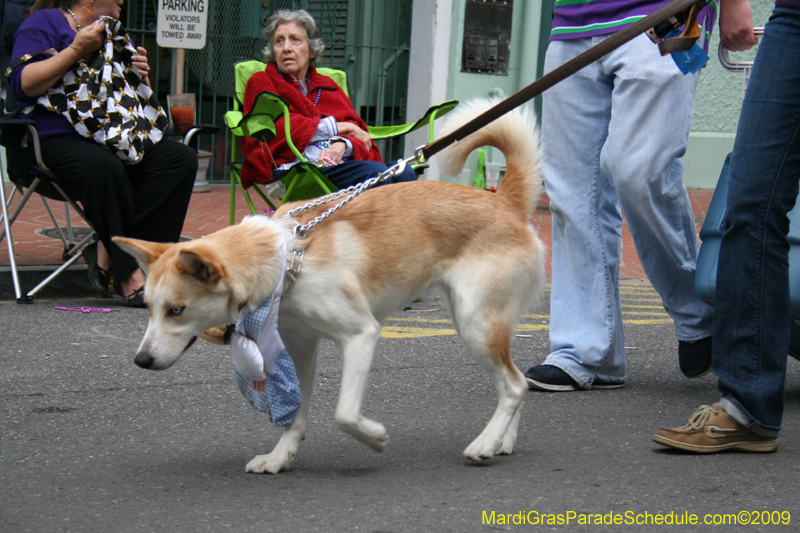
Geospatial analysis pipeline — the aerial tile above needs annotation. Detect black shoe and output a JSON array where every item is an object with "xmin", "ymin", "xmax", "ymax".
[
  {"xmin": 524, "ymin": 365, "xmax": 579, "ymax": 391},
  {"xmin": 114, "ymin": 276, "xmax": 146, "ymax": 308},
  {"xmin": 82, "ymin": 242, "xmax": 110, "ymax": 297},
  {"xmin": 524, "ymin": 364, "xmax": 626, "ymax": 392},
  {"xmin": 679, "ymin": 336, "xmax": 713, "ymax": 378},
  {"xmin": 121, "ymin": 286, "xmax": 146, "ymax": 308}
]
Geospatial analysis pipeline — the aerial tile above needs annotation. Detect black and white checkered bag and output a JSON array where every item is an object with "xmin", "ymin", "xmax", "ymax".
[{"xmin": 7, "ymin": 17, "xmax": 168, "ymax": 164}]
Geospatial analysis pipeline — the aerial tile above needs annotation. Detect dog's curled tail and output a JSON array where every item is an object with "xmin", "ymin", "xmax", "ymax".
[{"xmin": 437, "ymin": 97, "xmax": 542, "ymax": 217}]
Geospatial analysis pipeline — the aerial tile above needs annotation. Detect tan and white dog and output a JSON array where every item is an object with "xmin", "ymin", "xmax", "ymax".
[{"xmin": 114, "ymin": 97, "xmax": 545, "ymax": 474}]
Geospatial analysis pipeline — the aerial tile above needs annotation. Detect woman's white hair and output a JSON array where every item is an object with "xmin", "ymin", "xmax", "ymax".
[{"xmin": 262, "ymin": 9, "xmax": 325, "ymax": 67}]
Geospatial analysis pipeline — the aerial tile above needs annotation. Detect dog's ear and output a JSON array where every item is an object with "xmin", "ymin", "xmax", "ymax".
[
  {"xmin": 178, "ymin": 250, "xmax": 224, "ymax": 284},
  {"xmin": 113, "ymin": 237, "xmax": 170, "ymax": 273}
]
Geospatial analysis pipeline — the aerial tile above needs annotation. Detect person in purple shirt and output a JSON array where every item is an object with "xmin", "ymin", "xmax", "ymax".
[
  {"xmin": 655, "ymin": 0, "xmax": 800, "ymax": 453},
  {"xmin": 5, "ymin": 0, "xmax": 197, "ymax": 307},
  {"xmin": 523, "ymin": 0, "xmax": 718, "ymax": 391}
]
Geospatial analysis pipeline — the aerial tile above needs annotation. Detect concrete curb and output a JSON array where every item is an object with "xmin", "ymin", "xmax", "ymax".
[{"xmin": 0, "ymin": 265, "xmax": 100, "ymax": 301}]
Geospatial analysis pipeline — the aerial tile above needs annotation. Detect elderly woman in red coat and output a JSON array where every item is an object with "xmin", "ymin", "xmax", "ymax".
[{"xmin": 240, "ymin": 9, "xmax": 417, "ymax": 190}]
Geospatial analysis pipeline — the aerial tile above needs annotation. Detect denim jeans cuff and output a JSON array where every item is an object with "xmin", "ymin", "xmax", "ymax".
[
  {"xmin": 718, "ymin": 397, "xmax": 780, "ymax": 438},
  {"xmin": 677, "ymin": 332, "xmax": 713, "ymax": 343},
  {"xmin": 550, "ymin": 363, "xmax": 592, "ymax": 389},
  {"xmin": 545, "ymin": 360, "xmax": 626, "ymax": 390}
]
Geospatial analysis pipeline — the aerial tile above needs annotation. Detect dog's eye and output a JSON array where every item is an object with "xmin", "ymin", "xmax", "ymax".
[{"xmin": 168, "ymin": 306, "xmax": 185, "ymax": 317}]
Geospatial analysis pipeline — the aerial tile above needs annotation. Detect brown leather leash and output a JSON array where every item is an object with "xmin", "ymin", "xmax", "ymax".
[{"xmin": 419, "ymin": 0, "xmax": 708, "ymax": 162}]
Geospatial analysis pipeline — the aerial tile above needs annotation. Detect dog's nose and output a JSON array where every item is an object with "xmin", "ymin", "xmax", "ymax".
[{"xmin": 134, "ymin": 352, "xmax": 154, "ymax": 369}]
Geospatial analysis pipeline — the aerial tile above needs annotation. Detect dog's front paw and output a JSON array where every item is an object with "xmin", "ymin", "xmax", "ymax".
[
  {"xmin": 497, "ymin": 428, "xmax": 518, "ymax": 455},
  {"xmin": 497, "ymin": 438, "xmax": 515, "ymax": 456},
  {"xmin": 463, "ymin": 437, "xmax": 501, "ymax": 462},
  {"xmin": 245, "ymin": 451, "xmax": 295, "ymax": 474}
]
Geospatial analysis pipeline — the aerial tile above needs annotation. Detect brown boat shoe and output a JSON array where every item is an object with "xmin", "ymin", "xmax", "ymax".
[{"xmin": 653, "ymin": 403, "xmax": 778, "ymax": 454}]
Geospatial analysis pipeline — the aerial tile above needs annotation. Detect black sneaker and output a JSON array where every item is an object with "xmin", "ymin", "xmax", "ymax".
[
  {"xmin": 524, "ymin": 364, "xmax": 626, "ymax": 391},
  {"xmin": 678, "ymin": 336, "xmax": 712, "ymax": 378},
  {"xmin": 524, "ymin": 365, "xmax": 578, "ymax": 391}
]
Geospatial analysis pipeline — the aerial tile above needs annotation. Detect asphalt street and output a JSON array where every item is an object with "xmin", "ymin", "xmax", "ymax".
[{"xmin": 2, "ymin": 282, "xmax": 800, "ymax": 532}]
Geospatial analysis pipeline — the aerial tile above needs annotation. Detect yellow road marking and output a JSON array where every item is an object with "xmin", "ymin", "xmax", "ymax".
[
  {"xmin": 381, "ymin": 318, "xmax": 670, "ymax": 338},
  {"xmin": 381, "ymin": 326, "xmax": 457, "ymax": 338},
  {"xmin": 383, "ymin": 284, "xmax": 669, "ymax": 337},
  {"xmin": 388, "ymin": 317, "xmax": 455, "ymax": 324}
]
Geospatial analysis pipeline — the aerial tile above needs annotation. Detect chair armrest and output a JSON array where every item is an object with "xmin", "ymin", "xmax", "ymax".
[
  {"xmin": 0, "ymin": 118, "xmax": 35, "ymax": 152},
  {"xmin": 225, "ymin": 91, "xmax": 291, "ymax": 144},
  {"xmin": 0, "ymin": 117, "xmax": 47, "ymax": 168},
  {"xmin": 237, "ymin": 113, "xmax": 277, "ymax": 143},
  {"xmin": 188, "ymin": 124, "xmax": 221, "ymax": 136},
  {"xmin": 225, "ymin": 110, "xmax": 244, "ymax": 135},
  {"xmin": 0, "ymin": 117, "xmax": 35, "ymax": 128},
  {"xmin": 182, "ymin": 124, "xmax": 221, "ymax": 145},
  {"xmin": 367, "ymin": 100, "xmax": 459, "ymax": 141}
]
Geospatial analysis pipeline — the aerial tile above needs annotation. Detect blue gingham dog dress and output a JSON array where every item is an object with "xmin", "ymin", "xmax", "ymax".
[{"xmin": 230, "ymin": 226, "xmax": 301, "ymax": 426}]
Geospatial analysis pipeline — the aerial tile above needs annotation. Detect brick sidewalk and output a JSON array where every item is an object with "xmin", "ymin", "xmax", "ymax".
[{"xmin": 1, "ymin": 182, "xmax": 714, "ymax": 281}]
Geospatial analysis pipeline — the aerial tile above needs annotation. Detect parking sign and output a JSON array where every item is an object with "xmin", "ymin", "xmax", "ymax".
[{"xmin": 157, "ymin": 0, "xmax": 208, "ymax": 49}]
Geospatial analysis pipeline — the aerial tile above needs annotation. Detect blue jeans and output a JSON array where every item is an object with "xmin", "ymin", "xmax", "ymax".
[
  {"xmin": 715, "ymin": 7, "xmax": 800, "ymax": 437},
  {"xmin": 275, "ymin": 160, "xmax": 416, "ymax": 189},
  {"xmin": 541, "ymin": 34, "xmax": 713, "ymax": 388}
]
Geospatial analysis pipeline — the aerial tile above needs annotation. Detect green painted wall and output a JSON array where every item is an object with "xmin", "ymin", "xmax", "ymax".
[{"xmin": 442, "ymin": 0, "xmax": 544, "ymax": 183}]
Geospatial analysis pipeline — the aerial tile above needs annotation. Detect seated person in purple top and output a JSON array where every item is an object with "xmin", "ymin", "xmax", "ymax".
[
  {"xmin": 522, "ymin": 0, "xmax": 718, "ymax": 391},
  {"xmin": 5, "ymin": 0, "xmax": 197, "ymax": 307}
]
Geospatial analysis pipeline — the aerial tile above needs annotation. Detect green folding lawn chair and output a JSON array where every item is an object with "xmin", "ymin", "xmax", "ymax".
[{"xmin": 224, "ymin": 60, "xmax": 458, "ymax": 224}]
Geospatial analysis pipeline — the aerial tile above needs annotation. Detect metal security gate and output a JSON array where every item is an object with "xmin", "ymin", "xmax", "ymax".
[{"xmin": 123, "ymin": 0, "xmax": 413, "ymax": 182}]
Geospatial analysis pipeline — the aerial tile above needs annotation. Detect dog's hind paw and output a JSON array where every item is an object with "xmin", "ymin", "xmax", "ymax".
[
  {"xmin": 245, "ymin": 451, "xmax": 294, "ymax": 474},
  {"xmin": 336, "ymin": 416, "xmax": 389, "ymax": 453},
  {"xmin": 367, "ymin": 434, "xmax": 389, "ymax": 454}
]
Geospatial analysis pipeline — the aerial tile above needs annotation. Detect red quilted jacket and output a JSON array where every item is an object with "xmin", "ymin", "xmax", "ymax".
[{"xmin": 239, "ymin": 62, "xmax": 383, "ymax": 187}]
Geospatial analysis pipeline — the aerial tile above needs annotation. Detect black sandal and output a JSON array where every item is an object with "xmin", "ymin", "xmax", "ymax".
[
  {"xmin": 114, "ymin": 276, "xmax": 146, "ymax": 308},
  {"xmin": 83, "ymin": 242, "xmax": 110, "ymax": 297},
  {"xmin": 121, "ymin": 286, "xmax": 146, "ymax": 308}
]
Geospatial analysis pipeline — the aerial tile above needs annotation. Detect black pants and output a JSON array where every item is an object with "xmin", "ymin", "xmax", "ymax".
[{"xmin": 7, "ymin": 134, "xmax": 198, "ymax": 285}]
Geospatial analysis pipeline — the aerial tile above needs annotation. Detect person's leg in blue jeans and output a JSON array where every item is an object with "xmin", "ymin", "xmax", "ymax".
[
  {"xmin": 527, "ymin": 34, "xmax": 712, "ymax": 391},
  {"xmin": 715, "ymin": 7, "xmax": 800, "ymax": 437},
  {"xmin": 654, "ymin": 6, "xmax": 800, "ymax": 452},
  {"xmin": 273, "ymin": 160, "xmax": 416, "ymax": 192},
  {"xmin": 321, "ymin": 160, "xmax": 416, "ymax": 189}
]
